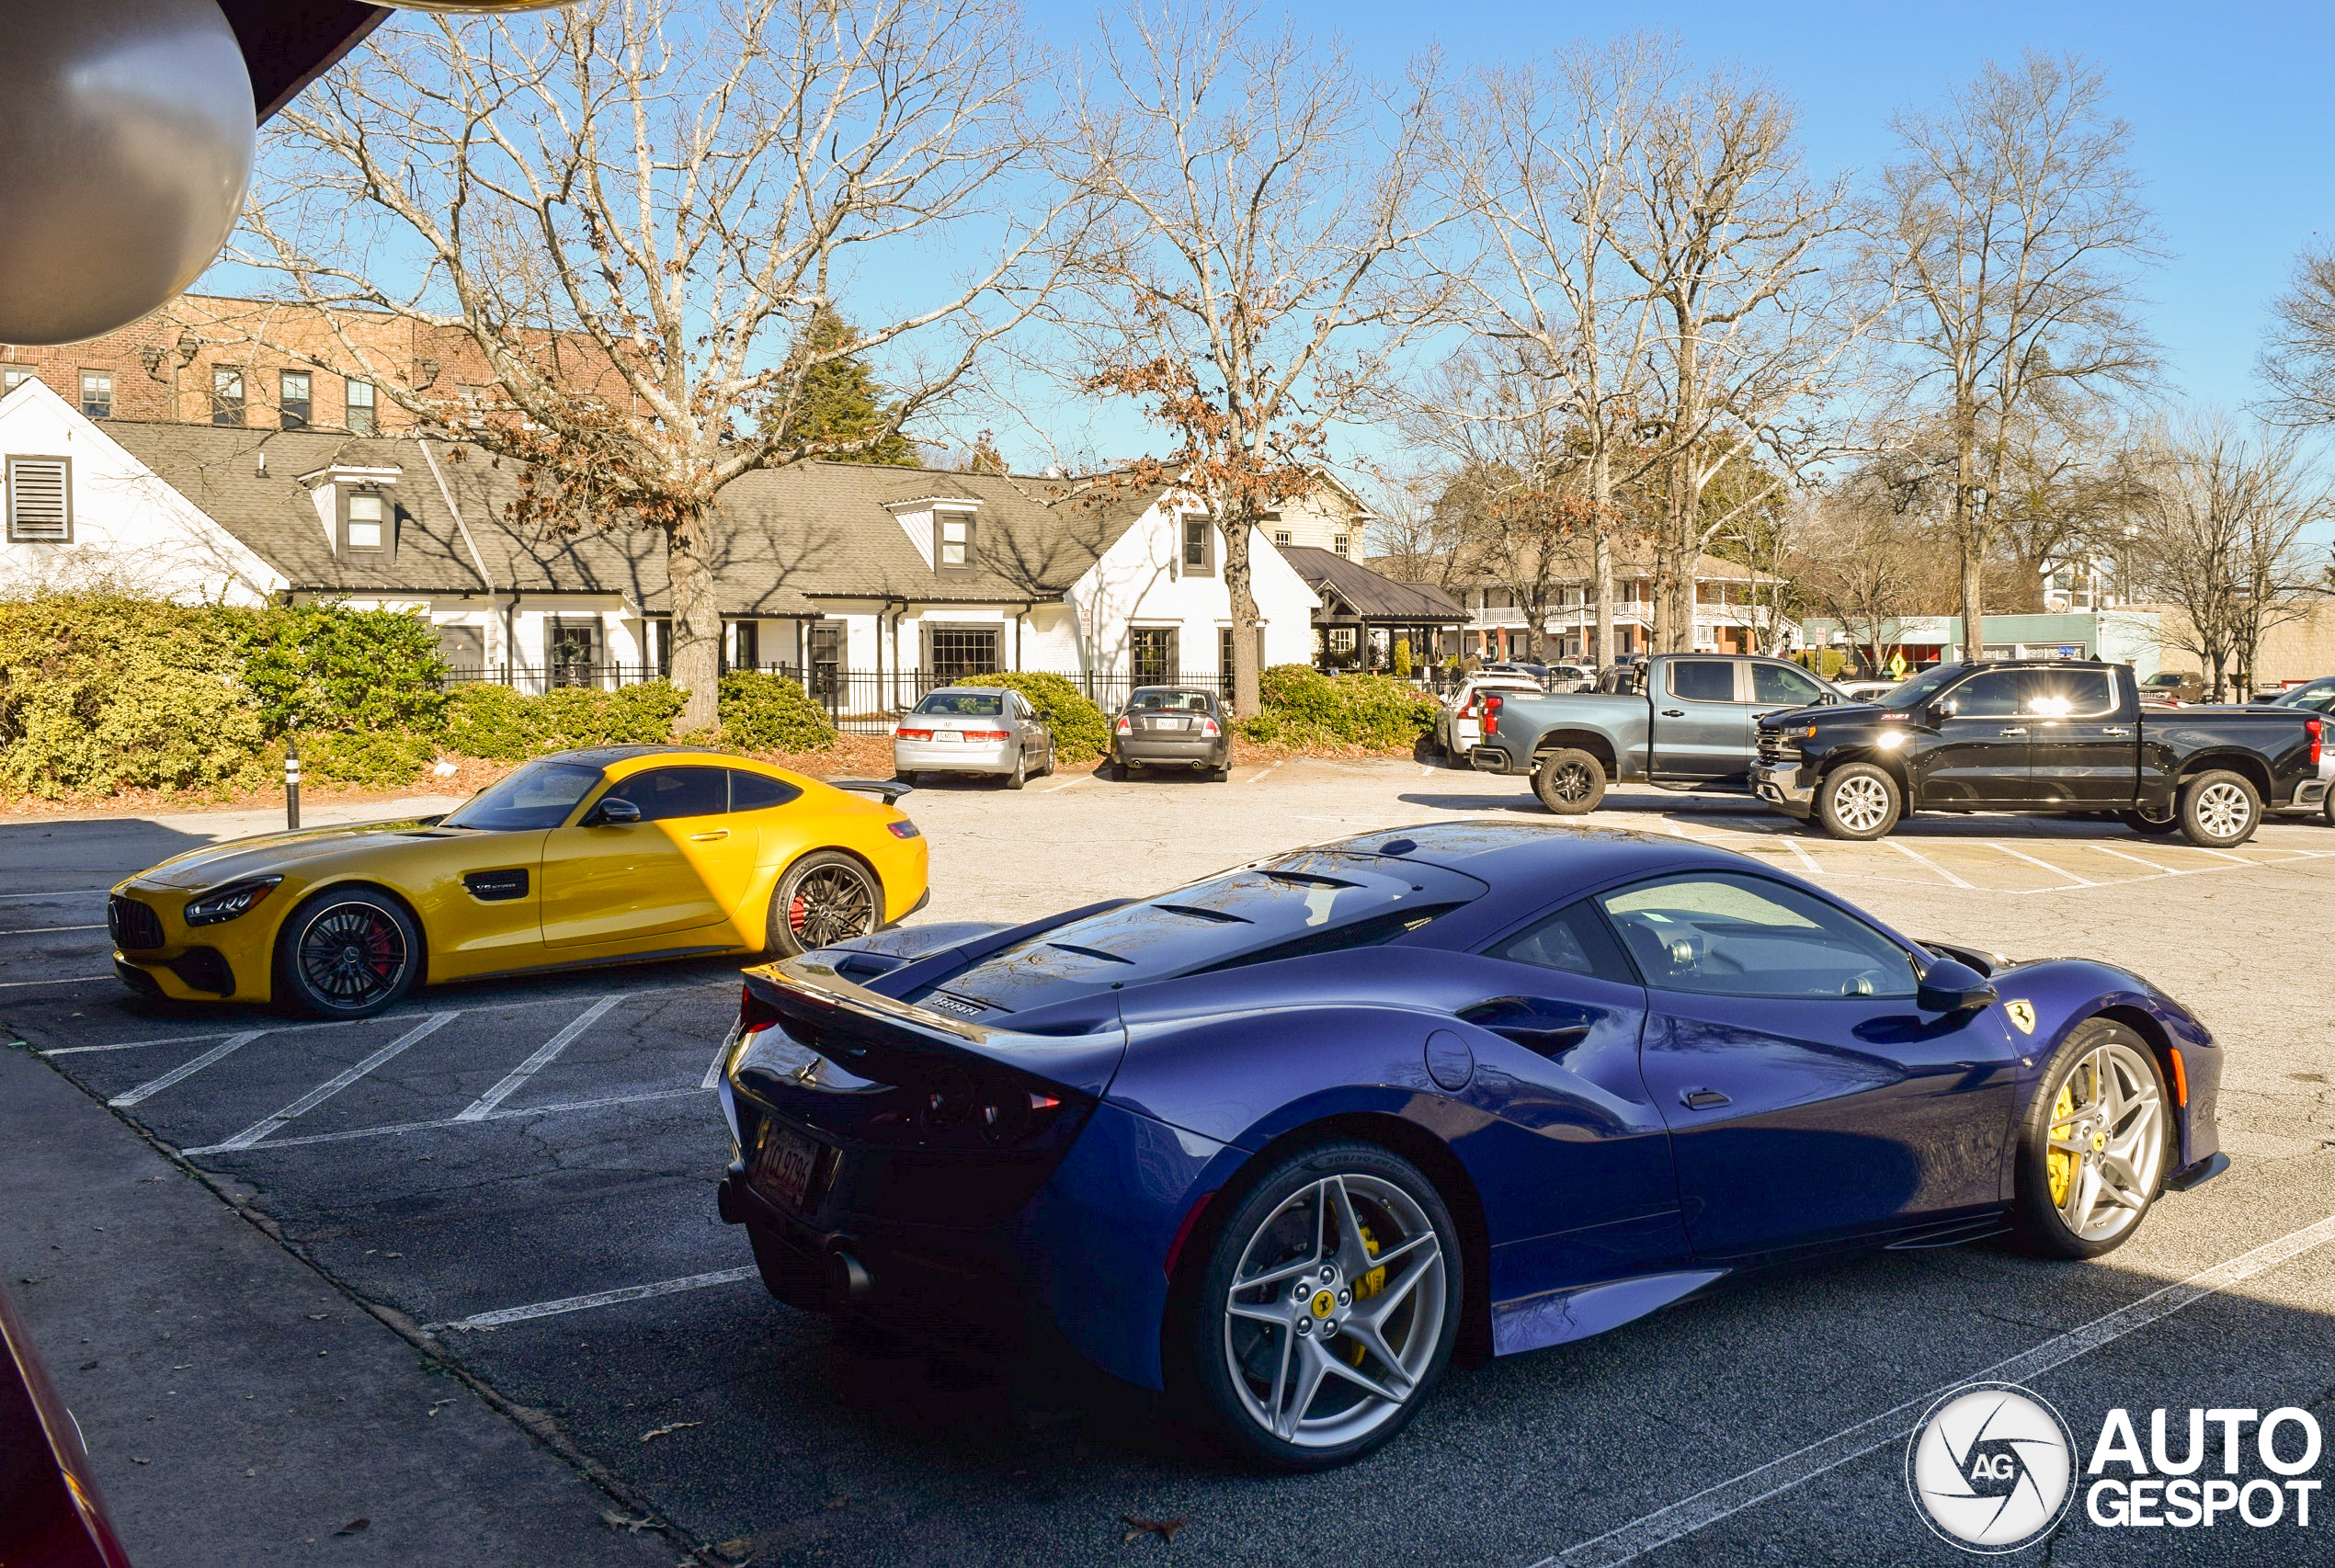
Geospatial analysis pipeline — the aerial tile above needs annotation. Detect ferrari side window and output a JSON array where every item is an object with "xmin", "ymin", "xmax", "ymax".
[
  {"xmin": 1595, "ymin": 873, "xmax": 1918, "ymax": 1000},
  {"xmin": 603, "ymin": 766, "xmax": 727, "ymax": 822},
  {"xmin": 728, "ymin": 769, "xmax": 803, "ymax": 812},
  {"xmin": 1486, "ymin": 900, "xmax": 1638, "ymax": 984}
]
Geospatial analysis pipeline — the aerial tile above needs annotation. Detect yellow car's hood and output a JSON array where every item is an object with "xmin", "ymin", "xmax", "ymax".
[{"xmin": 129, "ymin": 817, "xmax": 459, "ymax": 891}]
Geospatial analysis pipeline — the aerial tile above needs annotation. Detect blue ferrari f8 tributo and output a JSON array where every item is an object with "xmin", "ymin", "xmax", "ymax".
[{"xmin": 713, "ymin": 823, "xmax": 2227, "ymax": 1469}]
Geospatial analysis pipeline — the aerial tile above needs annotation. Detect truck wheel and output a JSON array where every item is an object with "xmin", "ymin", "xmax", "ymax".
[
  {"xmin": 1532, "ymin": 748, "xmax": 1606, "ymax": 814},
  {"xmin": 2116, "ymin": 811, "xmax": 2180, "ymax": 837},
  {"xmin": 1817, "ymin": 763, "xmax": 1900, "ymax": 840},
  {"xmin": 2178, "ymin": 769, "xmax": 2260, "ymax": 847}
]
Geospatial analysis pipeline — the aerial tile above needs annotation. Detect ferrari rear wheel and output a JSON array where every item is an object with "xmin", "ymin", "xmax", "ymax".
[
  {"xmin": 275, "ymin": 889, "xmax": 419, "ymax": 1019},
  {"xmin": 1179, "ymin": 1142, "xmax": 1458, "ymax": 1471},
  {"xmin": 2010, "ymin": 1019, "xmax": 2170, "ymax": 1258},
  {"xmin": 766, "ymin": 851, "xmax": 882, "ymax": 957}
]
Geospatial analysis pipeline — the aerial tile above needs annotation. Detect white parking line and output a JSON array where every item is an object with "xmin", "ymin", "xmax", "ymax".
[
  {"xmin": 1985, "ymin": 842, "xmax": 2097, "ymax": 886},
  {"xmin": 427, "ymin": 1266, "xmax": 760, "ymax": 1334},
  {"xmin": 0, "ymin": 925, "xmax": 107, "ymax": 935},
  {"xmin": 1247, "ymin": 760, "xmax": 1284, "ymax": 784},
  {"xmin": 180, "ymin": 1086, "xmax": 706, "ymax": 1155},
  {"xmin": 2086, "ymin": 843, "xmax": 2189, "ymax": 876},
  {"xmin": 1777, "ymin": 834, "xmax": 1826, "ymax": 877},
  {"xmin": 455, "ymin": 995, "xmax": 620, "ymax": 1121},
  {"xmin": 1043, "ymin": 772, "xmax": 1088, "ymax": 793},
  {"xmin": 1538, "ymin": 1209, "xmax": 2335, "ymax": 1567},
  {"xmin": 0, "ymin": 973, "xmax": 112, "ymax": 989},
  {"xmin": 108, "ymin": 1031, "xmax": 263, "ymax": 1108},
  {"xmin": 0, "ymin": 890, "xmax": 108, "ymax": 901},
  {"xmin": 1882, "ymin": 838, "xmax": 1976, "ymax": 889},
  {"xmin": 196, "ymin": 1012, "xmax": 458, "ymax": 1153}
]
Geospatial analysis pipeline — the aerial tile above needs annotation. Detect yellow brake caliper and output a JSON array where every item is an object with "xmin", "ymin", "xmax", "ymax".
[
  {"xmin": 1344, "ymin": 1225, "xmax": 1386, "ymax": 1366},
  {"xmin": 2047, "ymin": 1082, "xmax": 2076, "ymax": 1207}
]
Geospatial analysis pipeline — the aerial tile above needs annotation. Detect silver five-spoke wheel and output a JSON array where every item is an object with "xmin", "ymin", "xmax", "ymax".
[{"xmin": 2045, "ymin": 1038, "xmax": 2168, "ymax": 1245}]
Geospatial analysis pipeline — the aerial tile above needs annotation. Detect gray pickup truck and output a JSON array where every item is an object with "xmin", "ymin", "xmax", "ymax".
[{"xmin": 1464, "ymin": 653, "xmax": 1841, "ymax": 813}]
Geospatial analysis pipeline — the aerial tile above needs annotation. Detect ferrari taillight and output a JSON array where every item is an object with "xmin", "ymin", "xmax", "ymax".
[
  {"xmin": 1482, "ymin": 693, "xmax": 1502, "ymax": 736},
  {"xmin": 2309, "ymin": 717, "xmax": 2323, "ymax": 767},
  {"xmin": 738, "ymin": 983, "xmax": 780, "ymax": 1038},
  {"xmin": 979, "ymin": 1089, "xmax": 1065, "ymax": 1144}
]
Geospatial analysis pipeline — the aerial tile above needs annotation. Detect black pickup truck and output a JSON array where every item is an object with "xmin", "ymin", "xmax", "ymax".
[{"xmin": 1752, "ymin": 659, "xmax": 2329, "ymax": 846}]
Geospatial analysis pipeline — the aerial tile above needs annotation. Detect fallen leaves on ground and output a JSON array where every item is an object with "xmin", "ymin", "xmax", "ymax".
[
  {"xmin": 639, "ymin": 1421, "xmax": 702, "ymax": 1443},
  {"xmin": 1121, "ymin": 1515, "xmax": 1185, "ymax": 1544},
  {"xmin": 333, "ymin": 1519, "xmax": 369, "ymax": 1536},
  {"xmin": 601, "ymin": 1512, "xmax": 657, "ymax": 1535},
  {"xmin": 716, "ymin": 1538, "xmax": 754, "ymax": 1561}
]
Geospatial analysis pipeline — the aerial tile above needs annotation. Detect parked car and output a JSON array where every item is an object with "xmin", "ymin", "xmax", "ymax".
[
  {"xmin": 1752, "ymin": 660, "xmax": 2329, "ymax": 846},
  {"xmin": 108, "ymin": 748, "xmax": 929, "ymax": 1017},
  {"xmin": 2261, "ymin": 676, "xmax": 2335, "ymax": 824},
  {"xmin": 1544, "ymin": 663, "xmax": 1597, "ymax": 693},
  {"xmin": 714, "ymin": 821, "xmax": 2226, "ymax": 1471},
  {"xmin": 2139, "ymin": 670, "xmax": 2204, "ymax": 705},
  {"xmin": 1466, "ymin": 653, "xmax": 1845, "ymax": 813},
  {"xmin": 1107, "ymin": 686, "xmax": 1231, "ymax": 780},
  {"xmin": 894, "ymin": 687, "xmax": 1055, "ymax": 789},
  {"xmin": 1478, "ymin": 661, "xmax": 1555, "ymax": 687},
  {"xmin": 1834, "ymin": 678, "xmax": 1903, "ymax": 704},
  {"xmin": 1, "ymin": 1278, "xmax": 131, "ymax": 1568},
  {"xmin": 1434, "ymin": 674, "xmax": 1546, "ymax": 761}
]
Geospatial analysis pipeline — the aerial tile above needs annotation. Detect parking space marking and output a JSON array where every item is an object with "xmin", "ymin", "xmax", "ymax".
[
  {"xmin": 1777, "ymin": 834, "xmax": 1826, "ymax": 877},
  {"xmin": 44, "ymin": 1019, "xmax": 366, "ymax": 1057},
  {"xmin": 194, "ymin": 1012, "xmax": 458, "ymax": 1153},
  {"xmin": 1042, "ymin": 773, "xmax": 1088, "ymax": 793},
  {"xmin": 0, "ymin": 973, "xmax": 113, "ymax": 989},
  {"xmin": 108, "ymin": 1030, "xmax": 264, "ymax": 1108},
  {"xmin": 1538, "ymin": 1209, "xmax": 2335, "ymax": 1568},
  {"xmin": 426, "ymin": 1266, "xmax": 760, "ymax": 1334},
  {"xmin": 455, "ymin": 995, "xmax": 621, "ymax": 1121},
  {"xmin": 2086, "ymin": 843, "xmax": 2193, "ymax": 877},
  {"xmin": 1881, "ymin": 838, "xmax": 1976, "ymax": 889},
  {"xmin": 0, "ymin": 925, "xmax": 107, "ymax": 935},
  {"xmin": 0, "ymin": 890, "xmax": 108, "ymax": 901},
  {"xmin": 1985, "ymin": 842, "xmax": 2096, "ymax": 886},
  {"xmin": 184, "ymin": 1086, "xmax": 705, "ymax": 1155}
]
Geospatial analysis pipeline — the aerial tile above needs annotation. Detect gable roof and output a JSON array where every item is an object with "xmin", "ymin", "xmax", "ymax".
[{"xmin": 1282, "ymin": 547, "xmax": 1468, "ymax": 622}]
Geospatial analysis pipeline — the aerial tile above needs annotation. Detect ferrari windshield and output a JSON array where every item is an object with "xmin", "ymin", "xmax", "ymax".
[{"xmin": 441, "ymin": 761, "xmax": 601, "ymax": 832}]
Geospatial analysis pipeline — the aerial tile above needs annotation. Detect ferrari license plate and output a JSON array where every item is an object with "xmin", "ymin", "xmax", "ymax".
[{"xmin": 754, "ymin": 1125, "xmax": 823, "ymax": 1211}]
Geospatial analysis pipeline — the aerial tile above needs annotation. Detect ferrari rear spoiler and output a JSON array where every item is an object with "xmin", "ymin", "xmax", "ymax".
[{"xmin": 828, "ymin": 778, "xmax": 914, "ymax": 802}]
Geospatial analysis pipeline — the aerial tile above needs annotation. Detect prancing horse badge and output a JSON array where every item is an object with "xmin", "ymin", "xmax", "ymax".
[{"xmin": 2005, "ymin": 999, "xmax": 2037, "ymax": 1035}]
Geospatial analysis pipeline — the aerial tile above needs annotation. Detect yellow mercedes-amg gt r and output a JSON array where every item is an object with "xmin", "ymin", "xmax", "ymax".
[{"xmin": 108, "ymin": 746, "xmax": 929, "ymax": 1018}]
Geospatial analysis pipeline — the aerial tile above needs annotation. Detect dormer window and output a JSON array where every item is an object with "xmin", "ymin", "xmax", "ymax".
[
  {"xmin": 936, "ymin": 509, "xmax": 974, "ymax": 572},
  {"xmin": 342, "ymin": 488, "xmax": 390, "ymax": 554}
]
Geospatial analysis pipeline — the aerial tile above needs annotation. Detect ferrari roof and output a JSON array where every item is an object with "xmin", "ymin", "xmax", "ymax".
[{"xmin": 1319, "ymin": 821, "xmax": 1755, "ymax": 889}]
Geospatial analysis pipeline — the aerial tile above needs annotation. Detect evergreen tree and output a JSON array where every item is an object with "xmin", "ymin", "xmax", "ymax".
[{"xmin": 774, "ymin": 310, "xmax": 920, "ymax": 465}]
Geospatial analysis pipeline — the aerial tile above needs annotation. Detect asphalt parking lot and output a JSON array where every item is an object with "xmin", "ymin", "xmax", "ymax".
[{"xmin": 6, "ymin": 761, "xmax": 2335, "ymax": 1566}]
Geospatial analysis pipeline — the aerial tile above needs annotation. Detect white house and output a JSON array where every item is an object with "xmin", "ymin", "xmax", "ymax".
[{"xmin": 0, "ymin": 380, "xmax": 1331, "ymax": 710}]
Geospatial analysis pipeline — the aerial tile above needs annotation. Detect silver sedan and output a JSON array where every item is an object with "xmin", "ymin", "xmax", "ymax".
[{"xmin": 893, "ymin": 687, "xmax": 1055, "ymax": 790}]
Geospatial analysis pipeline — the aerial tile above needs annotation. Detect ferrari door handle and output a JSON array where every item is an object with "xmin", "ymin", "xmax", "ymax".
[
  {"xmin": 689, "ymin": 829, "xmax": 729, "ymax": 842},
  {"xmin": 1660, "ymin": 709, "xmax": 1686, "ymax": 717},
  {"xmin": 1680, "ymin": 1088, "xmax": 1731, "ymax": 1110}
]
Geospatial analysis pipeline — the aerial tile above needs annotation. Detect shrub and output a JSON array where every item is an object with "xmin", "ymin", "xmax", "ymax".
[
  {"xmin": 1393, "ymin": 638, "xmax": 1413, "ymax": 678},
  {"xmin": 717, "ymin": 670, "xmax": 837, "ymax": 752},
  {"xmin": 0, "ymin": 592, "xmax": 277, "ymax": 798},
  {"xmin": 301, "ymin": 728, "xmax": 439, "ymax": 789},
  {"xmin": 235, "ymin": 600, "xmax": 448, "ymax": 737},
  {"xmin": 439, "ymin": 680, "xmax": 685, "ymax": 762},
  {"xmin": 1239, "ymin": 664, "xmax": 1438, "ymax": 750},
  {"xmin": 951, "ymin": 670, "xmax": 1110, "ymax": 762}
]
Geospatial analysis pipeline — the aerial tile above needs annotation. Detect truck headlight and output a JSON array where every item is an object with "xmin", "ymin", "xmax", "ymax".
[{"xmin": 183, "ymin": 876, "xmax": 283, "ymax": 926}]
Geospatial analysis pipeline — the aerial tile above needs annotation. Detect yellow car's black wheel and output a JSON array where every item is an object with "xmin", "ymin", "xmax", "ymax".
[
  {"xmin": 276, "ymin": 889, "xmax": 420, "ymax": 1018},
  {"xmin": 766, "ymin": 851, "xmax": 881, "ymax": 957}
]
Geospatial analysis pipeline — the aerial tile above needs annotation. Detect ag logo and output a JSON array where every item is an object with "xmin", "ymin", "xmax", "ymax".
[
  {"xmin": 1906, "ymin": 1382, "xmax": 2075, "ymax": 1552},
  {"xmin": 2004, "ymin": 999, "xmax": 2037, "ymax": 1035}
]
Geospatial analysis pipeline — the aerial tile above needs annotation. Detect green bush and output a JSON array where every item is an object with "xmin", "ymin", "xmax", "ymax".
[
  {"xmin": 302, "ymin": 728, "xmax": 439, "ymax": 789},
  {"xmin": 439, "ymin": 680, "xmax": 685, "ymax": 762},
  {"xmin": 951, "ymin": 670, "xmax": 1109, "ymax": 762},
  {"xmin": 0, "ymin": 592, "xmax": 273, "ymax": 797},
  {"xmin": 235, "ymin": 600, "xmax": 448, "ymax": 737},
  {"xmin": 1239, "ymin": 665, "xmax": 1438, "ymax": 749},
  {"xmin": 717, "ymin": 670, "xmax": 837, "ymax": 752}
]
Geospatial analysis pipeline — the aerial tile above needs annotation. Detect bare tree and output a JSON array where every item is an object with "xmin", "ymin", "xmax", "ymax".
[
  {"xmin": 1796, "ymin": 469, "xmax": 1951, "ymax": 676},
  {"xmin": 2124, "ymin": 416, "xmax": 2329, "ymax": 700},
  {"xmin": 245, "ymin": 0, "xmax": 1078, "ymax": 730},
  {"xmin": 1060, "ymin": 0, "xmax": 1449, "ymax": 715},
  {"xmin": 2259, "ymin": 244, "xmax": 2335, "ymax": 427},
  {"xmin": 1878, "ymin": 51, "xmax": 2158, "ymax": 664}
]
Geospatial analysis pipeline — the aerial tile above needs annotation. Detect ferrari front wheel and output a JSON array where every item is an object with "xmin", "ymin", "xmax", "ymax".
[
  {"xmin": 275, "ymin": 888, "xmax": 420, "ymax": 1018},
  {"xmin": 1179, "ymin": 1142, "xmax": 1459, "ymax": 1471},
  {"xmin": 2010, "ymin": 1019, "xmax": 2171, "ymax": 1258},
  {"xmin": 766, "ymin": 851, "xmax": 882, "ymax": 957}
]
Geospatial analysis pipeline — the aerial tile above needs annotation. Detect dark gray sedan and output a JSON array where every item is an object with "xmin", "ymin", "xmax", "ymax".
[{"xmin": 1109, "ymin": 686, "xmax": 1231, "ymax": 781}]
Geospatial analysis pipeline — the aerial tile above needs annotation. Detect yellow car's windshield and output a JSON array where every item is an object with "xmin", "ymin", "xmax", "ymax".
[{"xmin": 442, "ymin": 760, "xmax": 602, "ymax": 831}]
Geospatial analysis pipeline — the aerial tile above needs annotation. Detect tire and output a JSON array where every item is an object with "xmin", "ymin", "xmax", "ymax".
[
  {"xmin": 1211, "ymin": 765, "xmax": 1231, "ymax": 783},
  {"xmin": 1172, "ymin": 1141, "xmax": 1460, "ymax": 1471},
  {"xmin": 765, "ymin": 850, "xmax": 883, "ymax": 957},
  {"xmin": 1817, "ymin": 762, "xmax": 1901, "ymax": 841},
  {"xmin": 2009, "ymin": 1018, "xmax": 2171, "ymax": 1259},
  {"xmin": 274, "ymin": 887, "xmax": 421, "ymax": 1019},
  {"xmin": 1531, "ymin": 747, "xmax": 1606, "ymax": 814},
  {"xmin": 1002, "ymin": 751, "xmax": 1027, "ymax": 790},
  {"xmin": 2117, "ymin": 810, "xmax": 2181, "ymax": 836},
  {"xmin": 2178, "ymin": 768, "xmax": 2260, "ymax": 847}
]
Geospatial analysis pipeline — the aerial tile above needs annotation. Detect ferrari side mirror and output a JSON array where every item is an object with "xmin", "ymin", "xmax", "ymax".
[
  {"xmin": 592, "ymin": 797, "xmax": 642, "ymax": 825},
  {"xmin": 1917, "ymin": 958, "xmax": 1997, "ymax": 1015}
]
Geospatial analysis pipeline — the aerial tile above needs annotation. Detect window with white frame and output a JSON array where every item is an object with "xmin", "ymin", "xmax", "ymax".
[
  {"xmin": 79, "ymin": 371, "xmax": 112, "ymax": 418},
  {"xmin": 1, "ymin": 369, "xmax": 38, "ymax": 395},
  {"xmin": 211, "ymin": 368, "xmax": 245, "ymax": 426},
  {"xmin": 280, "ymin": 370, "xmax": 312, "ymax": 430},
  {"xmin": 935, "ymin": 509, "xmax": 975, "ymax": 571},
  {"xmin": 6, "ymin": 456, "xmax": 70, "ymax": 542},
  {"xmin": 1331, "ymin": 531, "xmax": 1350, "ymax": 558},
  {"xmin": 341, "ymin": 489, "xmax": 389, "ymax": 554},
  {"xmin": 1274, "ymin": 529, "xmax": 1293, "ymax": 548},
  {"xmin": 345, "ymin": 379, "xmax": 376, "ymax": 435}
]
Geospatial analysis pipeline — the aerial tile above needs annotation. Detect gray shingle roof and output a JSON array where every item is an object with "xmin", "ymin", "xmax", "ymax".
[
  {"xmin": 103, "ymin": 422, "xmax": 1153, "ymax": 613},
  {"xmin": 1282, "ymin": 546, "xmax": 1468, "ymax": 622}
]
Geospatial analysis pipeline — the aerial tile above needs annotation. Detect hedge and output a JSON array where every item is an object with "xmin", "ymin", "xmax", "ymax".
[
  {"xmin": 234, "ymin": 601, "xmax": 448, "ymax": 737},
  {"xmin": 1237, "ymin": 665, "xmax": 1439, "ymax": 749},
  {"xmin": 951, "ymin": 670, "xmax": 1110, "ymax": 762},
  {"xmin": 438, "ymin": 680, "xmax": 688, "ymax": 763},
  {"xmin": 717, "ymin": 669, "xmax": 837, "ymax": 752},
  {"xmin": 302, "ymin": 728, "xmax": 441, "ymax": 790}
]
